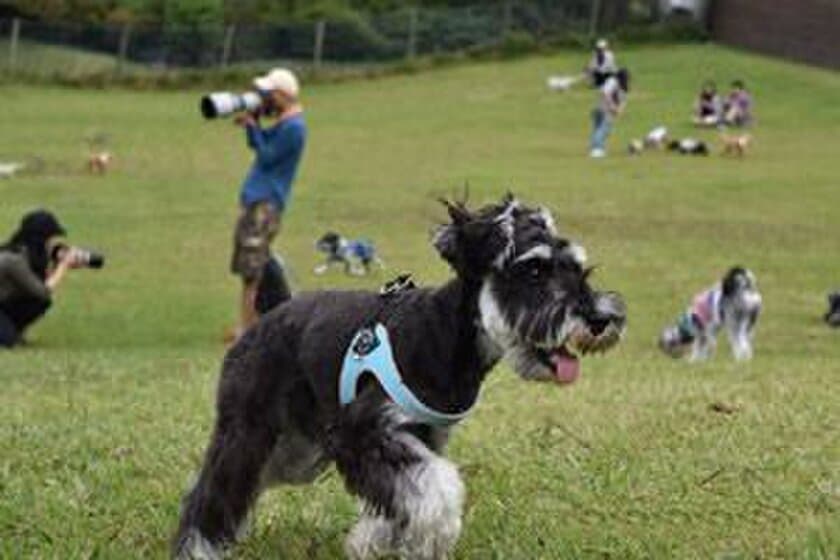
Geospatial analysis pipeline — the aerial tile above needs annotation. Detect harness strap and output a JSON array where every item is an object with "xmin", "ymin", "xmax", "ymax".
[{"xmin": 339, "ymin": 323, "xmax": 473, "ymax": 427}]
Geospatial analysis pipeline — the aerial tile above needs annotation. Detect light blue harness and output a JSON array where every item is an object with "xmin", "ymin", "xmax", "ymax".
[{"xmin": 339, "ymin": 323, "xmax": 474, "ymax": 427}]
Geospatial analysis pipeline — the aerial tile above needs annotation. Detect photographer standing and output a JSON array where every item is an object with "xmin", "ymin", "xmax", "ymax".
[
  {"xmin": 230, "ymin": 68, "xmax": 306, "ymax": 338},
  {"xmin": 0, "ymin": 210, "xmax": 84, "ymax": 347}
]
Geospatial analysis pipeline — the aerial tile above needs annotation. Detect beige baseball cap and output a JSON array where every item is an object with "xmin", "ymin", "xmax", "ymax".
[
  {"xmin": 254, "ymin": 68, "xmax": 300, "ymax": 98},
  {"xmin": 596, "ymin": 38, "xmax": 609, "ymax": 49}
]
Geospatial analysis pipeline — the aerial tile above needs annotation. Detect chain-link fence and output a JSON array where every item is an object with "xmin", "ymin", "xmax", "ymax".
[{"xmin": 0, "ymin": 1, "xmax": 664, "ymax": 79}]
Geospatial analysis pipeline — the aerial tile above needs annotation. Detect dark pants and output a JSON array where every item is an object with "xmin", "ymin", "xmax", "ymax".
[{"xmin": 0, "ymin": 297, "xmax": 51, "ymax": 347}]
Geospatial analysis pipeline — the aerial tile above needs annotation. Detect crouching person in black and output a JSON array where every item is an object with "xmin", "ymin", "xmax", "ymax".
[{"xmin": 0, "ymin": 210, "xmax": 84, "ymax": 348}]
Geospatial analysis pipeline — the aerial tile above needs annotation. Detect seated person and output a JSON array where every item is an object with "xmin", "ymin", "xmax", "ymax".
[
  {"xmin": 692, "ymin": 80, "xmax": 722, "ymax": 126},
  {"xmin": 0, "ymin": 210, "xmax": 83, "ymax": 347},
  {"xmin": 723, "ymin": 80, "xmax": 753, "ymax": 127},
  {"xmin": 586, "ymin": 38, "xmax": 617, "ymax": 87}
]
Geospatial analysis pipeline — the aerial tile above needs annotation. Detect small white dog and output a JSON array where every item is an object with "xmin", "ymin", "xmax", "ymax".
[
  {"xmin": 659, "ymin": 267, "xmax": 762, "ymax": 361},
  {"xmin": 546, "ymin": 74, "xmax": 583, "ymax": 92},
  {"xmin": 0, "ymin": 162, "xmax": 25, "ymax": 179}
]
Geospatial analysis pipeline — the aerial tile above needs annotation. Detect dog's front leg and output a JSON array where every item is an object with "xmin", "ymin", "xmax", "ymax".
[
  {"xmin": 690, "ymin": 331, "xmax": 715, "ymax": 362},
  {"xmin": 333, "ymin": 401, "xmax": 464, "ymax": 560},
  {"xmin": 727, "ymin": 321, "xmax": 753, "ymax": 361}
]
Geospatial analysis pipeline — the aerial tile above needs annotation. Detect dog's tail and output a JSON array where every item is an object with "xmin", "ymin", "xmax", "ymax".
[{"xmin": 255, "ymin": 255, "xmax": 292, "ymax": 315}]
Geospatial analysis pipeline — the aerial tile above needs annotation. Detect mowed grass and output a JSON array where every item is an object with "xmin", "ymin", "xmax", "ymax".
[{"xmin": 1, "ymin": 44, "xmax": 838, "ymax": 559}]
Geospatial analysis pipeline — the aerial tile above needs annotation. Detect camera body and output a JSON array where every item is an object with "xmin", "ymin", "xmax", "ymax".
[
  {"xmin": 200, "ymin": 92, "xmax": 264, "ymax": 119},
  {"xmin": 51, "ymin": 243, "xmax": 105, "ymax": 269}
]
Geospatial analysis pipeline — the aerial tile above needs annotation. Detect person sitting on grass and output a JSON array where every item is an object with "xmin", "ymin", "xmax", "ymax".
[
  {"xmin": 723, "ymin": 80, "xmax": 753, "ymax": 127},
  {"xmin": 589, "ymin": 68, "xmax": 630, "ymax": 159},
  {"xmin": 692, "ymin": 80, "xmax": 723, "ymax": 127},
  {"xmin": 0, "ymin": 210, "xmax": 84, "ymax": 348},
  {"xmin": 586, "ymin": 38, "xmax": 617, "ymax": 87}
]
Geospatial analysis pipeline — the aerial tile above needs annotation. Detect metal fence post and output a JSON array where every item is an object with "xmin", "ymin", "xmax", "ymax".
[
  {"xmin": 589, "ymin": 0, "xmax": 603, "ymax": 37},
  {"xmin": 221, "ymin": 24, "xmax": 236, "ymax": 68},
  {"xmin": 313, "ymin": 20, "xmax": 325, "ymax": 70},
  {"xmin": 8, "ymin": 17, "xmax": 20, "ymax": 70},
  {"xmin": 503, "ymin": 1, "xmax": 513, "ymax": 34},
  {"xmin": 116, "ymin": 23, "xmax": 132, "ymax": 75},
  {"xmin": 406, "ymin": 8, "xmax": 418, "ymax": 59}
]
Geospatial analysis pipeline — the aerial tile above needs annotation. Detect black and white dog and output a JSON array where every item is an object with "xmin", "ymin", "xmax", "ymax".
[
  {"xmin": 315, "ymin": 231, "xmax": 384, "ymax": 276},
  {"xmin": 173, "ymin": 195, "xmax": 626, "ymax": 559},
  {"xmin": 659, "ymin": 267, "xmax": 762, "ymax": 361},
  {"xmin": 667, "ymin": 138, "xmax": 709, "ymax": 156}
]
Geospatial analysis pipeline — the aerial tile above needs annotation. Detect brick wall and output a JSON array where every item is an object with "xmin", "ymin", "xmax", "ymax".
[{"xmin": 710, "ymin": 0, "xmax": 840, "ymax": 70}]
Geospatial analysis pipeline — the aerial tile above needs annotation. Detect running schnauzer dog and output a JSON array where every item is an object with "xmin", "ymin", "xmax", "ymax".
[
  {"xmin": 315, "ymin": 231, "xmax": 384, "ymax": 276},
  {"xmin": 173, "ymin": 195, "xmax": 626, "ymax": 559},
  {"xmin": 659, "ymin": 266, "xmax": 762, "ymax": 361}
]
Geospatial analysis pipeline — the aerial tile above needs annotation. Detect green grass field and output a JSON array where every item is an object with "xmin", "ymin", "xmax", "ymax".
[{"xmin": 1, "ymin": 44, "xmax": 838, "ymax": 559}]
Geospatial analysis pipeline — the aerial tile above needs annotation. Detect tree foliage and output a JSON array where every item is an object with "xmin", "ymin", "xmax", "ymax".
[{"xmin": 4, "ymin": 0, "xmax": 508, "ymax": 24}]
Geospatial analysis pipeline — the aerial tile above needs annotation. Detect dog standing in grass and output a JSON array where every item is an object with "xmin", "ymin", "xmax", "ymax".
[
  {"xmin": 87, "ymin": 151, "xmax": 113, "ymax": 174},
  {"xmin": 721, "ymin": 133, "xmax": 752, "ymax": 157},
  {"xmin": 173, "ymin": 195, "xmax": 626, "ymax": 559},
  {"xmin": 659, "ymin": 267, "xmax": 762, "ymax": 361}
]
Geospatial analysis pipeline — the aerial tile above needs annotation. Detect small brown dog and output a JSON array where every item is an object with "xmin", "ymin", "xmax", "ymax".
[
  {"xmin": 721, "ymin": 133, "xmax": 752, "ymax": 157},
  {"xmin": 88, "ymin": 151, "xmax": 113, "ymax": 174}
]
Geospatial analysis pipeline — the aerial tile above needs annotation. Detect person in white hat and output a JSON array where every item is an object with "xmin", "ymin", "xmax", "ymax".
[
  {"xmin": 586, "ymin": 38, "xmax": 617, "ymax": 87},
  {"xmin": 229, "ymin": 68, "xmax": 306, "ymax": 339}
]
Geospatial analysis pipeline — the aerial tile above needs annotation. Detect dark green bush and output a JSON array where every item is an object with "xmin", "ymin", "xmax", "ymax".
[{"xmin": 497, "ymin": 30, "xmax": 538, "ymax": 58}]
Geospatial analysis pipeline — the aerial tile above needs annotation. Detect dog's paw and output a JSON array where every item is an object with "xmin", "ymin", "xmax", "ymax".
[{"xmin": 174, "ymin": 529, "xmax": 223, "ymax": 560}]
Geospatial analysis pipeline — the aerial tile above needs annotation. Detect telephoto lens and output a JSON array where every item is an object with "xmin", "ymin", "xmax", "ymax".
[
  {"xmin": 78, "ymin": 249, "xmax": 105, "ymax": 269},
  {"xmin": 200, "ymin": 92, "xmax": 262, "ymax": 119},
  {"xmin": 51, "ymin": 243, "xmax": 105, "ymax": 269}
]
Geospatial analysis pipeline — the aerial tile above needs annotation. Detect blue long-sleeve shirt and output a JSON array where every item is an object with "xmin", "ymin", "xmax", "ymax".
[{"xmin": 240, "ymin": 113, "xmax": 306, "ymax": 210}]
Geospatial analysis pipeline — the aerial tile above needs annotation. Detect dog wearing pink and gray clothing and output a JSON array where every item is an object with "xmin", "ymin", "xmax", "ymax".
[{"xmin": 659, "ymin": 267, "xmax": 762, "ymax": 361}]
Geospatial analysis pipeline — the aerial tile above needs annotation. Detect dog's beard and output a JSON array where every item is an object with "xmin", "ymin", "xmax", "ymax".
[
  {"xmin": 478, "ymin": 284, "xmax": 621, "ymax": 384},
  {"xmin": 723, "ymin": 286, "xmax": 762, "ymax": 324}
]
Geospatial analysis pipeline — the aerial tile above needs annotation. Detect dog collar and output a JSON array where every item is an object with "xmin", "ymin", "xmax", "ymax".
[{"xmin": 339, "ymin": 323, "xmax": 474, "ymax": 427}]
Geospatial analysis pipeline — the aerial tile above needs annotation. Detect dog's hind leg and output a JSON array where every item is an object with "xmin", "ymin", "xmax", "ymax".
[
  {"xmin": 173, "ymin": 419, "xmax": 279, "ymax": 559},
  {"xmin": 173, "ymin": 343, "xmax": 291, "ymax": 558},
  {"xmin": 334, "ymin": 400, "xmax": 464, "ymax": 560}
]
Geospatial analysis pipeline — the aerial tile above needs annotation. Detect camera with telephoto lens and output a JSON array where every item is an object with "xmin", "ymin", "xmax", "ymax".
[
  {"xmin": 200, "ymin": 91, "xmax": 267, "ymax": 119},
  {"xmin": 51, "ymin": 243, "xmax": 105, "ymax": 269}
]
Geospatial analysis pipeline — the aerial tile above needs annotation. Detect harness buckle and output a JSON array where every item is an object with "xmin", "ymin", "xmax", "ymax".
[{"xmin": 352, "ymin": 327, "xmax": 380, "ymax": 358}]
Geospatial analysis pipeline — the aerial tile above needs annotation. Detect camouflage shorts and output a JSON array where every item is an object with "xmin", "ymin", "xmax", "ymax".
[{"xmin": 230, "ymin": 202, "xmax": 280, "ymax": 282}]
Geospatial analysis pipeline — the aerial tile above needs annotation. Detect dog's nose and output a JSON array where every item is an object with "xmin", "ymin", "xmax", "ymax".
[
  {"xmin": 590, "ymin": 291, "xmax": 627, "ymax": 333},
  {"xmin": 589, "ymin": 316, "xmax": 612, "ymax": 336}
]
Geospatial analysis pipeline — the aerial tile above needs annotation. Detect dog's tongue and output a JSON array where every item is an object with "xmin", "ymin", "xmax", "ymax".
[{"xmin": 550, "ymin": 350, "xmax": 580, "ymax": 384}]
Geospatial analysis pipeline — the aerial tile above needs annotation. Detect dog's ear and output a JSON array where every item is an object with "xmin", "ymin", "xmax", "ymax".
[
  {"xmin": 433, "ymin": 197, "xmax": 516, "ymax": 276},
  {"xmin": 722, "ymin": 266, "xmax": 747, "ymax": 297}
]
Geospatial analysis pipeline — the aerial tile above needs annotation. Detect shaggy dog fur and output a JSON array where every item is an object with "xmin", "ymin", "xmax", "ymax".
[{"xmin": 173, "ymin": 195, "xmax": 626, "ymax": 559}]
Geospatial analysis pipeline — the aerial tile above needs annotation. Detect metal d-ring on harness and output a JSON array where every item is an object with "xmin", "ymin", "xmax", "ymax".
[{"xmin": 338, "ymin": 322, "xmax": 474, "ymax": 427}]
